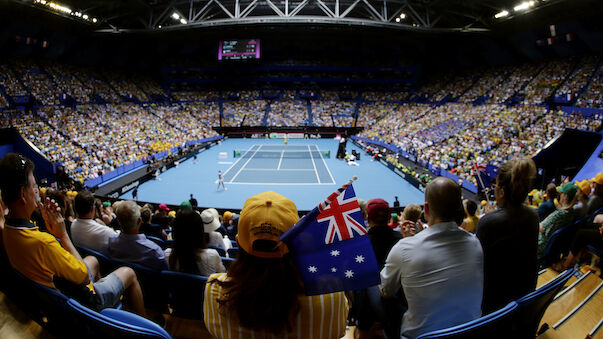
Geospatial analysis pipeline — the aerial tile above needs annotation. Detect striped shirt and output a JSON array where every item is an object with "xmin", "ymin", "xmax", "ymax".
[{"xmin": 203, "ymin": 273, "xmax": 349, "ymax": 339}]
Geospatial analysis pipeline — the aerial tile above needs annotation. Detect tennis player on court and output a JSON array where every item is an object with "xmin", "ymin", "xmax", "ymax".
[{"xmin": 217, "ymin": 170, "xmax": 226, "ymax": 191}]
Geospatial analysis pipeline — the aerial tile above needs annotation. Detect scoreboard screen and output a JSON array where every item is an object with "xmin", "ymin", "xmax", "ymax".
[{"xmin": 218, "ymin": 39, "xmax": 261, "ymax": 60}]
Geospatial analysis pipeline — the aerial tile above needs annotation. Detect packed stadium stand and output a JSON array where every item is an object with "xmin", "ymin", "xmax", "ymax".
[{"xmin": 1, "ymin": 0, "xmax": 603, "ymax": 338}]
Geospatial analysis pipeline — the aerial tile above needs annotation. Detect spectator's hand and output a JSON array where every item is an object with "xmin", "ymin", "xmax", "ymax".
[
  {"xmin": 40, "ymin": 197, "xmax": 66, "ymax": 238},
  {"xmin": 483, "ymin": 203, "xmax": 497, "ymax": 215},
  {"xmin": 401, "ymin": 220, "xmax": 417, "ymax": 238}
]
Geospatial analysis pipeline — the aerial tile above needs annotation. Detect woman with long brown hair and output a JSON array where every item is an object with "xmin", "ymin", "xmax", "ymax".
[{"xmin": 203, "ymin": 191, "xmax": 349, "ymax": 338}]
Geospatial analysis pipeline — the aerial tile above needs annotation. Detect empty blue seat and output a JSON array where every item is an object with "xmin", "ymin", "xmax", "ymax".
[
  {"xmin": 162, "ymin": 270, "xmax": 208, "ymax": 319},
  {"xmin": 67, "ymin": 298, "xmax": 172, "ymax": 338},
  {"xmin": 516, "ymin": 268, "xmax": 575, "ymax": 337},
  {"xmin": 221, "ymin": 256, "xmax": 234, "ymax": 269},
  {"xmin": 416, "ymin": 301, "xmax": 519, "ymax": 339},
  {"xmin": 227, "ymin": 247, "xmax": 238, "ymax": 258}
]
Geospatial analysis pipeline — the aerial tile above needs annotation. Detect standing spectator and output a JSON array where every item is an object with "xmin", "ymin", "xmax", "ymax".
[
  {"xmin": 165, "ymin": 209, "xmax": 225, "ymax": 276},
  {"xmin": 477, "ymin": 157, "xmax": 539, "ymax": 314},
  {"xmin": 132, "ymin": 187, "xmax": 138, "ymax": 201},
  {"xmin": 537, "ymin": 184, "xmax": 558, "ymax": 222},
  {"xmin": 203, "ymin": 191, "xmax": 349, "ymax": 338},
  {"xmin": 189, "ymin": 194, "xmax": 198, "ymax": 208},
  {"xmin": 108, "ymin": 201, "xmax": 168, "ymax": 271},
  {"xmin": 380, "ymin": 177, "xmax": 483, "ymax": 338},
  {"xmin": 71, "ymin": 191, "xmax": 118, "ymax": 254},
  {"xmin": 0, "ymin": 153, "xmax": 145, "ymax": 316},
  {"xmin": 393, "ymin": 196, "xmax": 400, "ymax": 208}
]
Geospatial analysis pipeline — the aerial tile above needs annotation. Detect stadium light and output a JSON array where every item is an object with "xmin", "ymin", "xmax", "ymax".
[
  {"xmin": 494, "ymin": 10, "xmax": 509, "ymax": 18},
  {"xmin": 395, "ymin": 18, "xmax": 400, "ymax": 23},
  {"xmin": 179, "ymin": 18, "xmax": 187, "ymax": 24},
  {"xmin": 92, "ymin": 18, "xmax": 97, "ymax": 23},
  {"xmin": 399, "ymin": 13, "xmax": 406, "ymax": 19},
  {"xmin": 172, "ymin": 13, "xmax": 180, "ymax": 20},
  {"xmin": 158, "ymin": 25, "xmax": 162, "ymax": 28},
  {"xmin": 82, "ymin": 14, "xmax": 88, "ymax": 19},
  {"xmin": 514, "ymin": 1, "xmax": 535, "ymax": 12}
]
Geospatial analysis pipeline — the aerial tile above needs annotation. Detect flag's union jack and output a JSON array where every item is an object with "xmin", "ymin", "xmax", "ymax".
[
  {"xmin": 473, "ymin": 163, "xmax": 487, "ymax": 172},
  {"xmin": 318, "ymin": 190, "xmax": 367, "ymax": 244}
]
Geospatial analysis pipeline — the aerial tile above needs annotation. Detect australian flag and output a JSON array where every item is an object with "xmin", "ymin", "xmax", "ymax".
[{"xmin": 280, "ymin": 179, "xmax": 380, "ymax": 296}]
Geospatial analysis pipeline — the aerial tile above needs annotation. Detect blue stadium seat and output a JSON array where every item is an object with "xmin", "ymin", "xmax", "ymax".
[
  {"xmin": 516, "ymin": 268, "xmax": 575, "ymax": 337},
  {"xmin": 109, "ymin": 257, "xmax": 169, "ymax": 313},
  {"xmin": 67, "ymin": 298, "xmax": 172, "ymax": 338},
  {"xmin": 76, "ymin": 245, "xmax": 119, "ymax": 276},
  {"xmin": 162, "ymin": 270, "xmax": 208, "ymax": 319},
  {"xmin": 209, "ymin": 246, "xmax": 226, "ymax": 256},
  {"xmin": 227, "ymin": 247, "xmax": 238, "ymax": 258},
  {"xmin": 221, "ymin": 256, "xmax": 234, "ymax": 269},
  {"xmin": 539, "ymin": 217, "xmax": 586, "ymax": 268},
  {"xmin": 416, "ymin": 302, "xmax": 519, "ymax": 339},
  {"xmin": 146, "ymin": 236, "xmax": 167, "ymax": 250}
]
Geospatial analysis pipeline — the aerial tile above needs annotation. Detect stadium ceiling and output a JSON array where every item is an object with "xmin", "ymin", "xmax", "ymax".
[{"xmin": 13, "ymin": 0, "xmax": 581, "ymax": 33}]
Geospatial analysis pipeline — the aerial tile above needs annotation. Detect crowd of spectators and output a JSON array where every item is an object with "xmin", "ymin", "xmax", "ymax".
[
  {"xmin": 576, "ymin": 64, "xmax": 603, "ymax": 108},
  {"xmin": 267, "ymin": 100, "xmax": 309, "ymax": 126},
  {"xmin": 485, "ymin": 62, "xmax": 542, "ymax": 104},
  {"xmin": 0, "ymin": 64, "xmax": 28, "ymax": 98},
  {"xmin": 102, "ymin": 68, "xmax": 150, "ymax": 102},
  {"xmin": 312, "ymin": 100, "xmax": 356, "ymax": 126},
  {"xmin": 557, "ymin": 55, "xmax": 598, "ymax": 100},
  {"xmin": 521, "ymin": 57, "xmax": 576, "ymax": 104},
  {"xmin": 13, "ymin": 60, "xmax": 63, "ymax": 106},
  {"xmin": 222, "ymin": 100, "xmax": 267, "ymax": 126},
  {"xmin": 460, "ymin": 66, "xmax": 510, "ymax": 103}
]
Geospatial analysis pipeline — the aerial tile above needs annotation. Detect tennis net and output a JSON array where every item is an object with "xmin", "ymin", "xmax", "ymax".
[{"xmin": 233, "ymin": 149, "xmax": 331, "ymax": 159}]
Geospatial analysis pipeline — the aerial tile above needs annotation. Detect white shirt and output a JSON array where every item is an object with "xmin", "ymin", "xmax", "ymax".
[
  {"xmin": 380, "ymin": 221, "xmax": 484, "ymax": 339},
  {"xmin": 165, "ymin": 248, "xmax": 225, "ymax": 277},
  {"xmin": 71, "ymin": 218, "xmax": 119, "ymax": 254}
]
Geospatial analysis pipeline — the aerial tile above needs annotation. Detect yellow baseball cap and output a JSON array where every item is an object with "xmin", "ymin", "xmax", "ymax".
[
  {"xmin": 590, "ymin": 173, "xmax": 603, "ymax": 185},
  {"xmin": 577, "ymin": 180, "xmax": 591, "ymax": 195},
  {"xmin": 237, "ymin": 191, "xmax": 299, "ymax": 259}
]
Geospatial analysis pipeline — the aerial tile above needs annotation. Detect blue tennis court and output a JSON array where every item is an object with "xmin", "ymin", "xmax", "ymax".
[
  {"xmin": 121, "ymin": 138, "xmax": 424, "ymax": 210},
  {"xmin": 224, "ymin": 144, "xmax": 335, "ymax": 185}
]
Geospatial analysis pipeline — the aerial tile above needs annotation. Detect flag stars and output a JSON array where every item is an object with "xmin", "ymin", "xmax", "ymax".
[
  {"xmin": 355, "ymin": 255, "xmax": 365, "ymax": 263},
  {"xmin": 308, "ymin": 266, "xmax": 317, "ymax": 273},
  {"xmin": 331, "ymin": 267, "xmax": 337, "ymax": 273},
  {"xmin": 345, "ymin": 270, "xmax": 354, "ymax": 278},
  {"xmin": 330, "ymin": 250, "xmax": 340, "ymax": 257}
]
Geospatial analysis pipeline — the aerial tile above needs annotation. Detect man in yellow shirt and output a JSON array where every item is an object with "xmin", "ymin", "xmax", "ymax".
[
  {"xmin": 0, "ymin": 153, "xmax": 145, "ymax": 316},
  {"xmin": 203, "ymin": 191, "xmax": 349, "ymax": 338}
]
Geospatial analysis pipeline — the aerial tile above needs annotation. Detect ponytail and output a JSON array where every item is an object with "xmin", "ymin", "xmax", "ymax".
[{"xmin": 498, "ymin": 157, "xmax": 536, "ymax": 206}]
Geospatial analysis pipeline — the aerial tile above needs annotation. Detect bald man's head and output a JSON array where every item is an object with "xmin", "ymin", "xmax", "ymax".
[{"xmin": 425, "ymin": 177, "xmax": 464, "ymax": 224}]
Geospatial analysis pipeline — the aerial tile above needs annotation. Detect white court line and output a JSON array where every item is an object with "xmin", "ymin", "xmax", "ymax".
[
  {"xmin": 308, "ymin": 145, "xmax": 321, "ymax": 184},
  {"xmin": 222, "ymin": 144, "xmax": 257, "ymax": 178},
  {"xmin": 218, "ymin": 161, "xmax": 233, "ymax": 165},
  {"xmin": 314, "ymin": 144, "xmax": 336, "ymax": 184},
  {"xmin": 277, "ymin": 148, "xmax": 285, "ymax": 170},
  {"xmin": 239, "ymin": 168, "xmax": 316, "ymax": 171},
  {"xmin": 227, "ymin": 145, "xmax": 262, "ymax": 183},
  {"xmin": 225, "ymin": 182, "xmax": 337, "ymax": 186}
]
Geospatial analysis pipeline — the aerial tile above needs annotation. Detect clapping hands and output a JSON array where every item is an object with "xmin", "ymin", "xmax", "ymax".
[{"xmin": 39, "ymin": 197, "xmax": 66, "ymax": 238}]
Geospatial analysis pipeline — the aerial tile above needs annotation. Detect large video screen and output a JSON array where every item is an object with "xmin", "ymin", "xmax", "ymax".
[{"xmin": 218, "ymin": 39, "xmax": 261, "ymax": 60}]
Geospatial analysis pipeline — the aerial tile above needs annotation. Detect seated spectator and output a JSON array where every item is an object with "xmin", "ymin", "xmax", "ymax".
[
  {"xmin": 460, "ymin": 200, "xmax": 479, "ymax": 233},
  {"xmin": 538, "ymin": 182, "xmax": 578, "ymax": 257},
  {"xmin": 201, "ymin": 208, "xmax": 230, "ymax": 250},
  {"xmin": 553, "ymin": 214, "xmax": 603, "ymax": 272},
  {"xmin": 0, "ymin": 153, "xmax": 145, "ymax": 316},
  {"xmin": 587, "ymin": 173, "xmax": 603, "ymax": 215},
  {"xmin": 203, "ymin": 191, "xmax": 349, "ymax": 337},
  {"xmin": 151, "ymin": 203, "xmax": 173, "ymax": 229},
  {"xmin": 108, "ymin": 201, "xmax": 168, "ymax": 271},
  {"xmin": 381, "ymin": 177, "xmax": 483, "ymax": 338},
  {"xmin": 477, "ymin": 157, "xmax": 538, "ymax": 314},
  {"xmin": 388, "ymin": 213, "xmax": 401, "ymax": 230},
  {"xmin": 139, "ymin": 206, "xmax": 167, "ymax": 241},
  {"xmin": 165, "ymin": 209, "xmax": 225, "ymax": 276},
  {"xmin": 399, "ymin": 203, "xmax": 423, "ymax": 237},
  {"xmin": 573, "ymin": 180, "xmax": 591, "ymax": 220},
  {"xmin": 538, "ymin": 184, "xmax": 558, "ymax": 222},
  {"xmin": 71, "ymin": 191, "xmax": 118, "ymax": 254},
  {"xmin": 221, "ymin": 210, "xmax": 238, "ymax": 238}
]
